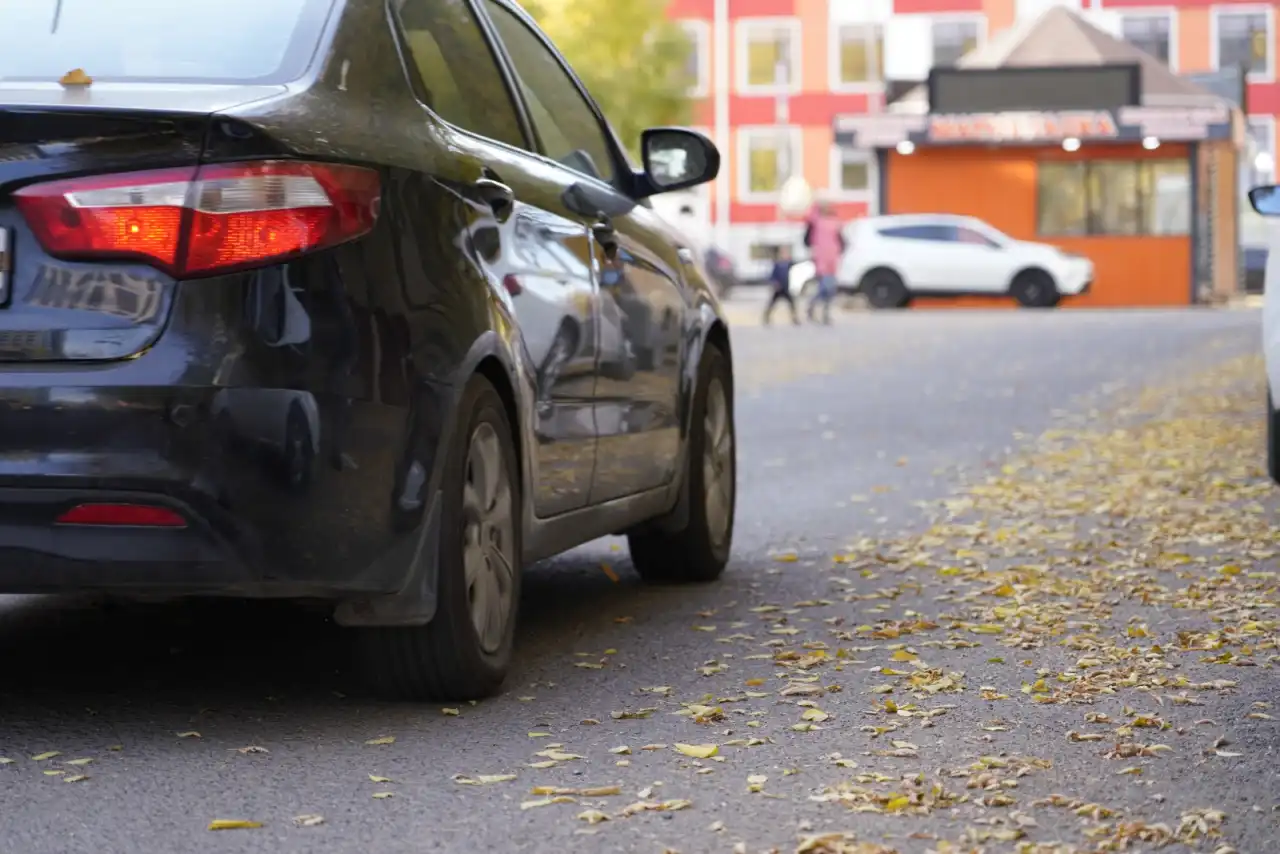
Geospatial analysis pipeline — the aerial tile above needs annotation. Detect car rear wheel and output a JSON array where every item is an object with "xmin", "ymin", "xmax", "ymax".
[
  {"xmin": 628, "ymin": 345, "xmax": 734, "ymax": 583},
  {"xmin": 359, "ymin": 375, "xmax": 521, "ymax": 701},
  {"xmin": 1268, "ymin": 390, "xmax": 1280, "ymax": 485},
  {"xmin": 1011, "ymin": 269, "xmax": 1060, "ymax": 308},
  {"xmin": 862, "ymin": 269, "xmax": 909, "ymax": 309}
]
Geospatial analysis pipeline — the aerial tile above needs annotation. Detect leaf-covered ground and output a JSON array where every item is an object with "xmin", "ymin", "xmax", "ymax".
[
  {"xmin": 441, "ymin": 353, "xmax": 1278, "ymax": 853},
  {"xmin": 0, "ymin": 311, "xmax": 1273, "ymax": 854}
]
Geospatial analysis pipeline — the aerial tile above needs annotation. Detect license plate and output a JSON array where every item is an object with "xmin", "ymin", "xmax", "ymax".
[{"xmin": 0, "ymin": 227, "xmax": 10, "ymax": 307}]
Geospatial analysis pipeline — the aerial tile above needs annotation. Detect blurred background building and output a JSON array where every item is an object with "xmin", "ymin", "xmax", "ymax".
[{"xmin": 660, "ymin": 0, "xmax": 1278, "ymax": 286}]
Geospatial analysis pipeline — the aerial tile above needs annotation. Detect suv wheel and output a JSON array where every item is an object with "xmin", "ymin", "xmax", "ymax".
[
  {"xmin": 628, "ymin": 345, "xmax": 734, "ymax": 583},
  {"xmin": 862, "ymin": 269, "xmax": 908, "ymax": 309},
  {"xmin": 1011, "ymin": 269, "xmax": 1061, "ymax": 307},
  {"xmin": 359, "ymin": 375, "xmax": 521, "ymax": 701}
]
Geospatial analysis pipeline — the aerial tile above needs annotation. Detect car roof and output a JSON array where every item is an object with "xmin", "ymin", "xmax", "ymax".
[{"xmin": 860, "ymin": 213, "xmax": 984, "ymax": 229}]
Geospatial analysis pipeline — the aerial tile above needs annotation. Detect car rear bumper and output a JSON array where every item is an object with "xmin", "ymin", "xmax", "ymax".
[
  {"xmin": 0, "ymin": 373, "xmax": 451, "ymax": 599},
  {"xmin": 0, "ymin": 486, "xmax": 260, "ymax": 594}
]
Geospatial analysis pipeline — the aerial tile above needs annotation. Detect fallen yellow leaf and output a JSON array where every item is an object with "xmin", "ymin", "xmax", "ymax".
[
  {"xmin": 208, "ymin": 820, "xmax": 263, "ymax": 830},
  {"xmin": 673, "ymin": 743, "xmax": 718, "ymax": 759}
]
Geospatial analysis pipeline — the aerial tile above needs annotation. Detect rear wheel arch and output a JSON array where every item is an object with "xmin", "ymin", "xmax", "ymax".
[
  {"xmin": 859, "ymin": 265, "xmax": 906, "ymax": 288},
  {"xmin": 474, "ymin": 354, "xmax": 523, "ymax": 501}
]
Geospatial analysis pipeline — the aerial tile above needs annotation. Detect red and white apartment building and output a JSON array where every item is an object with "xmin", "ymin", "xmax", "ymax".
[{"xmin": 667, "ymin": 0, "xmax": 1279, "ymax": 278}]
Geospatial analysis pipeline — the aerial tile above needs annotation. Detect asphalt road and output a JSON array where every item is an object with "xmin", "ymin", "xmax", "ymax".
[{"xmin": 1, "ymin": 307, "xmax": 1274, "ymax": 854}]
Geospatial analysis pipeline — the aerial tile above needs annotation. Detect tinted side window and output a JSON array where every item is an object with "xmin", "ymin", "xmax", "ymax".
[
  {"xmin": 482, "ymin": 0, "xmax": 616, "ymax": 183},
  {"xmin": 955, "ymin": 227, "xmax": 998, "ymax": 247},
  {"xmin": 395, "ymin": 0, "xmax": 525, "ymax": 149},
  {"xmin": 880, "ymin": 225, "xmax": 956, "ymax": 241}
]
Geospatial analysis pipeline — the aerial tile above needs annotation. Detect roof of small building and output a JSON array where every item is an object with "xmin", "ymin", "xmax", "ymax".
[{"xmin": 891, "ymin": 6, "xmax": 1227, "ymax": 113}]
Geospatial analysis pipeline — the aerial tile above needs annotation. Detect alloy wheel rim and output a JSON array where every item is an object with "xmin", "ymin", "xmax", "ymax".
[
  {"xmin": 462, "ymin": 422, "xmax": 516, "ymax": 654},
  {"xmin": 701, "ymin": 377, "xmax": 734, "ymax": 548}
]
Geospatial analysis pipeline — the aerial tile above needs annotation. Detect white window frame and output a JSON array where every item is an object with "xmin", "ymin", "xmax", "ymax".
[
  {"xmin": 929, "ymin": 13, "xmax": 988, "ymax": 68},
  {"xmin": 828, "ymin": 22, "xmax": 885, "ymax": 94},
  {"xmin": 1117, "ymin": 8, "xmax": 1178, "ymax": 72},
  {"xmin": 736, "ymin": 126, "xmax": 803, "ymax": 203},
  {"xmin": 679, "ymin": 20, "xmax": 711, "ymax": 98},
  {"xmin": 735, "ymin": 18, "xmax": 803, "ymax": 95},
  {"xmin": 828, "ymin": 145, "xmax": 878, "ymax": 207},
  {"xmin": 1210, "ymin": 4, "xmax": 1275, "ymax": 83}
]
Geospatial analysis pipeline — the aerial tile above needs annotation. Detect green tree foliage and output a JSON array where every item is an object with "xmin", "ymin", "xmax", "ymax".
[{"xmin": 520, "ymin": 0, "xmax": 695, "ymax": 157}]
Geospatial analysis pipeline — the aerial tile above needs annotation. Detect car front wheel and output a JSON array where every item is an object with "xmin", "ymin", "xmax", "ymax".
[
  {"xmin": 359, "ymin": 375, "xmax": 521, "ymax": 701},
  {"xmin": 1011, "ymin": 270, "xmax": 1061, "ymax": 307},
  {"xmin": 628, "ymin": 345, "xmax": 734, "ymax": 583}
]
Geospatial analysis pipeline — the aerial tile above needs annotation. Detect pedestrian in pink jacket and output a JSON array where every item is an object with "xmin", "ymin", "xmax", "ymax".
[{"xmin": 803, "ymin": 202, "xmax": 846, "ymax": 325}]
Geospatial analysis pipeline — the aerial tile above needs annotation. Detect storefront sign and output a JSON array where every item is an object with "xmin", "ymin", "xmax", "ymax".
[
  {"xmin": 832, "ymin": 114, "xmax": 927, "ymax": 149},
  {"xmin": 928, "ymin": 111, "xmax": 1117, "ymax": 143},
  {"xmin": 1117, "ymin": 105, "xmax": 1232, "ymax": 142},
  {"xmin": 834, "ymin": 105, "xmax": 1235, "ymax": 149}
]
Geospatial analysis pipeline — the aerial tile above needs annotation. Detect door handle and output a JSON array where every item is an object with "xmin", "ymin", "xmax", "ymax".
[{"xmin": 473, "ymin": 177, "xmax": 515, "ymax": 221}]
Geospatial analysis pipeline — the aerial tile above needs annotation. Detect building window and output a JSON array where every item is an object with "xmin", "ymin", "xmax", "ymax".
[
  {"xmin": 1037, "ymin": 160, "xmax": 1191, "ymax": 237},
  {"xmin": 1215, "ymin": 9, "xmax": 1272, "ymax": 78},
  {"xmin": 1120, "ymin": 13, "xmax": 1173, "ymax": 67},
  {"xmin": 737, "ymin": 20, "xmax": 800, "ymax": 92},
  {"xmin": 834, "ymin": 24, "xmax": 883, "ymax": 87},
  {"xmin": 679, "ymin": 20, "xmax": 710, "ymax": 97},
  {"xmin": 748, "ymin": 242, "xmax": 789, "ymax": 263},
  {"xmin": 931, "ymin": 19, "xmax": 981, "ymax": 68},
  {"xmin": 738, "ymin": 128, "xmax": 801, "ymax": 199},
  {"xmin": 829, "ymin": 146, "xmax": 877, "ymax": 206}
]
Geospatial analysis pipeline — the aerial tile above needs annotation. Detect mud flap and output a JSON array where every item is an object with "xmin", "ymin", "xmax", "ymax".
[{"xmin": 333, "ymin": 490, "xmax": 442, "ymax": 627}]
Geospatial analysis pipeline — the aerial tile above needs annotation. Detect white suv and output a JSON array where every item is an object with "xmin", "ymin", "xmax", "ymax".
[
  {"xmin": 1247, "ymin": 186, "xmax": 1280, "ymax": 482},
  {"xmin": 833, "ymin": 214, "xmax": 1094, "ymax": 309}
]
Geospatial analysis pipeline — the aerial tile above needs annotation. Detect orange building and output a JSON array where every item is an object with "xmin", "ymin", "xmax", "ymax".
[
  {"xmin": 836, "ymin": 8, "xmax": 1244, "ymax": 306},
  {"xmin": 668, "ymin": 0, "xmax": 1277, "ymax": 283}
]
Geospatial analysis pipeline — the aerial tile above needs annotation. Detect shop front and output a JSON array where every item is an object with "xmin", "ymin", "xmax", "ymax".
[{"xmin": 834, "ymin": 54, "xmax": 1243, "ymax": 308}]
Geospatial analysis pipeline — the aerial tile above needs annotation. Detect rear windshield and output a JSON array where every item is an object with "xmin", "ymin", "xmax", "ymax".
[{"xmin": 0, "ymin": 0, "xmax": 335, "ymax": 84}]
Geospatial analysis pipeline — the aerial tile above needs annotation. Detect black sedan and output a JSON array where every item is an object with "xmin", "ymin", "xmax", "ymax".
[{"xmin": 0, "ymin": 0, "xmax": 736, "ymax": 701}]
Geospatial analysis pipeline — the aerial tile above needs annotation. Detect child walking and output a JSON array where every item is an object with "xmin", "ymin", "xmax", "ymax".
[{"xmin": 763, "ymin": 245, "xmax": 800, "ymax": 326}]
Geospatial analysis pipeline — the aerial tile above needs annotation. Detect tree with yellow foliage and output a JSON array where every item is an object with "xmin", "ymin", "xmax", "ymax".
[{"xmin": 519, "ymin": 0, "xmax": 695, "ymax": 158}]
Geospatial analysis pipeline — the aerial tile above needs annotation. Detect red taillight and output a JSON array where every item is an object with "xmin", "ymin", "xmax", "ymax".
[
  {"xmin": 13, "ymin": 160, "xmax": 381, "ymax": 277},
  {"xmin": 55, "ymin": 503, "xmax": 187, "ymax": 528},
  {"xmin": 502, "ymin": 274, "xmax": 523, "ymax": 296}
]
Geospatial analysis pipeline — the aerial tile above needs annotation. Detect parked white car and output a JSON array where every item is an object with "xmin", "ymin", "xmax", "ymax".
[
  {"xmin": 833, "ymin": 214, "xmax": 1094, "ymax": 309},
  {"xmin": 1247, "ymin": 186, "xmax": 1280, "ymax": 482}
]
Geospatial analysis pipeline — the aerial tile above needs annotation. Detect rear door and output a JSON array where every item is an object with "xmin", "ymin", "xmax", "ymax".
[
  {"xmin": 480, "ymin": 0, "xmax": 686, "ymax": 502},
  {"xmin": 0, "ymin": 0, "xmax": 333, "ymax": 362},
  {"xmin": 391, "ymin": 0, "xmax": 602, "ymax": 518}
]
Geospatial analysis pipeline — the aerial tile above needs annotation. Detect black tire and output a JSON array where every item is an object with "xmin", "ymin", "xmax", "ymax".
[
  {"xmin": 1268, "ymin": 390, "xmax": 1280, "ymax": 486},
  {"xmin": 1011, "ymin": 269, "xmax": 1060, "ymax": 308},
  {"xmin": 359, "ymin": 375, "xmax": 522, "ymax": 701},
  {"xmin": 862, "ymin": 269, "xmax": 909, "ymax": 309},
  {"xmin": 628, "ymin": 345, "xmax": 734, "ymax": 583}
]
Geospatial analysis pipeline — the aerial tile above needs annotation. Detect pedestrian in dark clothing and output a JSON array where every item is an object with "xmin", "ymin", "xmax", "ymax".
[{"xmin": 763, "ymin": 245, "xmax": 800, "ymax": 326}]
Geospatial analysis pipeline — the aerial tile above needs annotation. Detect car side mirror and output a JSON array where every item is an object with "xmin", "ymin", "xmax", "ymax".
[
  {"xmin": 636, "ymin": 127, "xmax": 719, "ymax": 197},
  {"xmin": 1250, "ymin": 185, "xmax": 1280, "ymax": 216}
]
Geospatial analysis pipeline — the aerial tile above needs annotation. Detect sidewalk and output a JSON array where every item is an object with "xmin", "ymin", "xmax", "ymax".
[{"xmin": 719, "ymin": 287, "xmax": 863, "ymax": 327}]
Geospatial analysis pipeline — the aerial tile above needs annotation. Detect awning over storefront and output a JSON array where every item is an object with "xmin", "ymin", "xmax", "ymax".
[{"xmin": 834, "ymin": 7, "xmax": 1242, "ymax": 149}]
